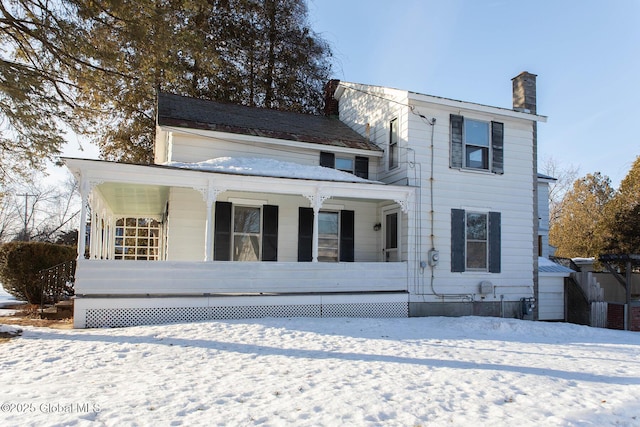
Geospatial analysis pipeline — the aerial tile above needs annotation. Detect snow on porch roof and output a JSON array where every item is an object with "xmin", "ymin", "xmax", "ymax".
[
  {"xmin": 157, "ymin": 92, "xmax": 382, "ymax": 152},
  {"xmin": 165, "ymin": 157, "xmax": 379, "ymax": 183}
]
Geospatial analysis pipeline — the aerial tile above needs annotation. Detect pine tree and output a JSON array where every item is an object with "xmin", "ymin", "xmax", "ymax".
[{"xmin": 0, "ymin": 0, "xmax": 333, "ymax": 172}]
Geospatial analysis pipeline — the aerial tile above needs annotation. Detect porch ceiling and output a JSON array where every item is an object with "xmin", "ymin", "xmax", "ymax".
[{"xmin": 96, "ymin": 182, "xmax": 169, "ymax": 217}]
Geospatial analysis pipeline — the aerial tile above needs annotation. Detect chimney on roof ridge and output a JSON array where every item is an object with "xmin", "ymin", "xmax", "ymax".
[
  {"xmin": 512, "ymin": 71, "xmax": 537, "ymax": 114},
  {"xmin": 324, "ymin": 79, "xmax": 340, "ymax": 117}
]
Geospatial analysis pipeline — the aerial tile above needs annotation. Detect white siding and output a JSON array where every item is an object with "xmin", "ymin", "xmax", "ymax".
[
  {"xmin": 166, "ymin": 187, "xmax": 206, "ymax": 261},
  {"xmin": 337, "ymin": 84, "xmax": 409, "ymax": 184},
  {"xmin": 410, "ymin": 104, "xmax": 535, "ymax": 301},
  {"xmin": 336, "ymin": 84, "xmax": 538, "ymax": 303}
]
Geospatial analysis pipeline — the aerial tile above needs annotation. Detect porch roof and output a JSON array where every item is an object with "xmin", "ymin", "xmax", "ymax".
[{"xmin": 63, "ymin": 157, "xmax": 415, "ymax": 217}]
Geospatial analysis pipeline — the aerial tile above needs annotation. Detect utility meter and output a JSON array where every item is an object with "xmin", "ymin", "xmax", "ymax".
[{"xmin": 428, "ymin": 249, "xmax": 439, "ymax": 267}]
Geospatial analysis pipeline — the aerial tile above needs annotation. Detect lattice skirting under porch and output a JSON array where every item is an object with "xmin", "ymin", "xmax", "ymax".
[{"xmin": 74, "ymin": 294, "xmax": 409, "ymax": 328}]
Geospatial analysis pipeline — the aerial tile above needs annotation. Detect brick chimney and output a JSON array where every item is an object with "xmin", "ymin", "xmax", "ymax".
[
  {"xmin": 324, "ymin": 79, "xmax": 340, "ymax": 117},
  {"xmin": 512, "ymin": 71, "xmax": 537, "ymax": 114}
]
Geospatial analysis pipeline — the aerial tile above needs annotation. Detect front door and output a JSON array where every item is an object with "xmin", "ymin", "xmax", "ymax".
[{"xmin": 383, "ymin": 208, "xmax": 400, "ymax": 262}]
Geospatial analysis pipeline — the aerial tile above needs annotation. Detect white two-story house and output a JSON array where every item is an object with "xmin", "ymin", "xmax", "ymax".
[{"xmin": 64, "ymin": 72, "xmax": 546, "ymax": 328}]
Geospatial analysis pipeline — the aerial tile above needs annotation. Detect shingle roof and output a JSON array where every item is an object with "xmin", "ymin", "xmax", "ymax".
[{"xmin": 157, "ymin": 93, "xmax": 381, "ymax": 152}]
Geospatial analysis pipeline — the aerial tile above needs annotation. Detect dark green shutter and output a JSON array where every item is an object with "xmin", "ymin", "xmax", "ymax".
[
  {"xmin": 213, "ymin": 201, "xmax": 232, "ymax": 261},
  {"xmin": 450, "ymin": 115, "xmax": 463, "ymax": 168},
  {"xmin": 491, "ymin": 121, "xmax": 504, "ymax": 174},
  {"xmin": 262, "ymin": 205, "xmax": 278, "ymax": 261},
  {"xmin": 339, "ymin": 210, "xmax": 355, "ymax": 262},
  {"xmin": 451, "ymin": 209, "xmax": 465, "ymax": 272},
  {"xmin": 488, "ymin": 211, "xmax": 501, "ymax": 273},
  {"xmin": 355, "ymin": 156, "xmax": 369, "ymax": 179},
  {"xmin": 320, "ymin": 152, "xmax": 335, "ymax": 168},
  {"xmin": 298, "ymin": 207, "xmax": 314, "ymax": 262}
]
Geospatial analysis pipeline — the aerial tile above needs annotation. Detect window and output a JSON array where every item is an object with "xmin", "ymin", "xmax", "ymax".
[
  {"xmin": 214, "ymin": 202, "xmax": 278, "ymax": 261},
  {"xmin": 465, "ymin": 120, "xmax": 490, "ymax": 169},
  {"xmin": 466, "ymin": 212, "xmax": 487, "ymax": 269},
  {"xmin": 451, "ymin": 209, "xmax": 501, "ymax": 273},
  {"xmin": 233, "ymin": 206, "xmax": 261, "ymax": 261},
  {"xmin": 318, "ymin": 211, "xmax": 339, "ymax": 262},
  {"xmin": 320, "ymin": 152, "xmax": 369, "ymax": 179},
  {"xmin": 335, "ymin": 158, "xmax": 354, "ymax": 173},
  {"xmin": 114, "ymin": 218, "xmax": 160, "ymax": 260},
  {"xmin": 389, "ymin": 118, "xmax": 398, "ymax": 169},
  {"xmin": 298, "ymin": 208, "xmax": 354, "ymax": 262},
  {"xmin": 450, "ymin": 115, "xmax": 504, "ymax": 174}
]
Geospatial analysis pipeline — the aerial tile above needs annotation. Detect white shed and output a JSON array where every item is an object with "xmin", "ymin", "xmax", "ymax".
[{"xmin": 538, "ymin": 257, "xmax": 573, "ymax": 321}]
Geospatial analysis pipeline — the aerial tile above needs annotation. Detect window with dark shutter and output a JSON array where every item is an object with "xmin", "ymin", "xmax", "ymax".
[
  {"xmin": 451, "ymin": 208, "xmax": 501, "ymax": 273},
  {"xmin": 298, "ymin": 207, "xmax": 314, "ymax": 262},
  {"xmin": 491, "ymin": 122, "xmax": 504, "ymax": 174},
  {"xmin": 354, "ymin": 157, "xmax": 369, "ymax": 179},
  {"xmin": 262, "ymin": 205, "xmax": 278, "ymax": 261},
  {"xmin": 451, "ymin": 115, "xmax": 504, "ymax": 174},
  {"xmin": 339, "ymin": 210, "xmax": 355, "ymax": 262},
  {"xmin": 213, "ymin": 201, "xmax": 232, "ymax": 261},
  {"xmin": 320, "ymin": 152, "xmax": 335, "ymax": 168}
]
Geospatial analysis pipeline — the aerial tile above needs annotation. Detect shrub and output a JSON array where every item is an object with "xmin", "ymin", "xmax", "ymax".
[{"xmin": 0, "ymin": 242, "xmax": 76, "ymax": 304}]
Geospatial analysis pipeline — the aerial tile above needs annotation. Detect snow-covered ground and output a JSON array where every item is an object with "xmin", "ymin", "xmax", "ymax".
[
  {"xmin": 1, "ymin": 316, "xmax": 639, "ymax": 426},
  {"xmin": 0, "ymin": 286, "xmax": 24, "ymax": 316}
]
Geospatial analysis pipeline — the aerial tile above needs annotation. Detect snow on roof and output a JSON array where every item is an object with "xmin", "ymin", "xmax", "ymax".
[
  {"xmin": 538, "ymin": 257, "xmax": 574, "ymax": 274},
  {"xmin": 165, "ymin": 157, "xmax": 379, "ymax": 183}
]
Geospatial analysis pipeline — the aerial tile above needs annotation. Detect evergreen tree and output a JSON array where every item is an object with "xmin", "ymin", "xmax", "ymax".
[{"xmin": 1, "ymin": 0, "xmax": 333, "ymax": 172}]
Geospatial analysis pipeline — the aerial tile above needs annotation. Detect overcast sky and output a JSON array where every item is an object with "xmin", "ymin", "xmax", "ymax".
[{"xmin": 307, "ymin": 0, "xmax": 639, "ymax": 187}]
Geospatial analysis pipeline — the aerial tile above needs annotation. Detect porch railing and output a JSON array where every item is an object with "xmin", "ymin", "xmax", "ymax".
[
  {"xmin": 39, "ymin": 259, "xmax": 76, "ymax": 312},
  {"xmin": 74, "ymin": 260, "xmax": 408, "ymax": 296}
]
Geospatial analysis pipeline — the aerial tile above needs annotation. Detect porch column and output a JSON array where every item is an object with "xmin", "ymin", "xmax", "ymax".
[
  {"xmin": 204, "ymin": 197, "xmax": 214, "ymax": 261},
  {"xmin": 77, "ymin": 177, "xmax": 89, "ymax": 260},
  {"xmin": 304, "ymin": 189, "xmax": 330, "ymax": 263}
]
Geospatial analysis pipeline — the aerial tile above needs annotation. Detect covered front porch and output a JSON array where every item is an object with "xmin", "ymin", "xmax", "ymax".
[{"xmin": 64, "ymin": 158, "xmax": 415, "ymax": 327}]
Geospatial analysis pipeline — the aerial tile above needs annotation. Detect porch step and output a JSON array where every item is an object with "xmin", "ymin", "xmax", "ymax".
[{"xmin": 40, "ymin": 300, "xmax": 74, "ymax": 320}]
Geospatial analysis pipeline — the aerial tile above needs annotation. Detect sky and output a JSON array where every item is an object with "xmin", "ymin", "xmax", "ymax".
[
  {"xmin": 306, "ymin": 0, "xmax": 640, "ymax": 187},
  {"xmin": 56, "ymin": 0, "xmax": 639, "ymax": 188}
]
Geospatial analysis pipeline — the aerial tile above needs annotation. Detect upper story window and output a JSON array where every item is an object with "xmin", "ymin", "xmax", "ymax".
[
  {"xmin": 465, "ymin": 120, "xmax": 490, "ymax": 169},
  {"xmin": 335, "ymin": 157, "xmax": 354, "ymax": 174},
  {"xmin": 320, "ymin": 152, "xmax": 369, "ymax": 179},
  {"xmin": 450, "ymin": 114, "xmax": 504, "ymax": 174},
  {"xmin": 389, "ymin": 118, "xmax": 398, "ymax": 170}
]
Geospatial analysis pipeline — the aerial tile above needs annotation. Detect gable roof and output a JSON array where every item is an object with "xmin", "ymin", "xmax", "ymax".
[{"xmin": 157, "ymin": 92, "xmax": 381, "ymax": 152}]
